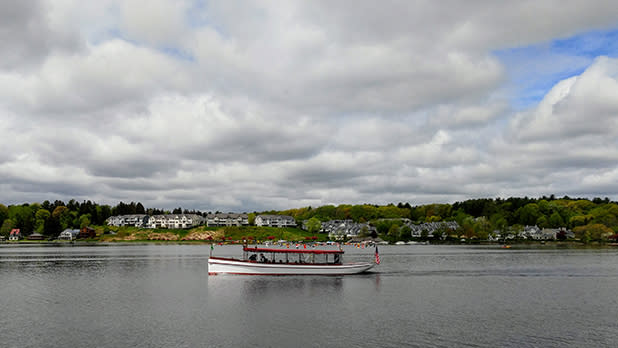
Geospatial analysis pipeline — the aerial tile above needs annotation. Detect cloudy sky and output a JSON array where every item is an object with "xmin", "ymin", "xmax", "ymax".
[{"xmin": 2, "ymin": 1, "xmax": 618, "ymax": 212}]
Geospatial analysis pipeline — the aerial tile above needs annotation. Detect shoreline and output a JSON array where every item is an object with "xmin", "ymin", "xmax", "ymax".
[{"xmin": 2, "ymin": 240, "xmax": 617, "ymax": 248}]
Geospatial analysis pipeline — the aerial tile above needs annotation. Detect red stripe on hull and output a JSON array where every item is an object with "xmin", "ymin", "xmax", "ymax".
[
  {"xmin": 208, "ymin": 258, "xmax": 374, "ymax": 275},
  {"xmin": 209, "ymin": 272, "xmax": 359, "ymax": 276}
]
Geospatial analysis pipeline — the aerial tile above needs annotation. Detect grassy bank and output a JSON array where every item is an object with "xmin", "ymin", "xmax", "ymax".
[{"xmin": 95, "ymin": 225, "xmax": 325, "ymax": 243}]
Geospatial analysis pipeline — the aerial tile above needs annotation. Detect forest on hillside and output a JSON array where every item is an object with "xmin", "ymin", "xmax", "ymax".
[
  {"xmin": 1, "ymin": 196, "xmax": 617, "ymax": 241},
  {"xmin": 273, "ymin": 196, "xmax": 618, "ymax": 240}
]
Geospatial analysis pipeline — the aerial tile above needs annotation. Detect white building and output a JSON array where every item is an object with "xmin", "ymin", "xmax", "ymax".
[
  {"xmin": 8, "ymin": 229, "xmax": 21, "ymax": 241},
  {"xmin": 106, "ymin": 215, "xmax": 148, "ymax": 227},
  {"xmin": 107, "ymin": 214, "xmax": 204, "ymax": 229},
  {"xmin": 206, "ymin": 213, "xmax": 249, "ymax": 227},
  {"xmin": 319, "ymin": 220, "xmax": 376, "ymax": 239},
  {"xmin": 58, "ymin": 229, "xmax": 80, "ymax": 241},
  {"xmin": 255, "ymin": 215, "xmax": 296, "ymax": 228},
  {"xmin": 162, "ymin": 214, "xmax": 203, "ymax": 229},
  {"xmin": 404, "ymin": 221, "xmax": 459, "ymax": 238}
]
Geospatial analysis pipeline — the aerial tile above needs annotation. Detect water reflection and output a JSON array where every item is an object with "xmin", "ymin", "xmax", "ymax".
[
  {"xmin": 3, "ymin": 244, "xmax": 618, "ymax": 348},
  {"xmin": 239, "ymin": 276, "xmax": 344, "ymax": 302}
]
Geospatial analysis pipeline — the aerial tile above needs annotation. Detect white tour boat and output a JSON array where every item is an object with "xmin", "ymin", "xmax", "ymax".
[{"xmin": 208, "ymin": 245, "xmax": 376, "ymax": 275}]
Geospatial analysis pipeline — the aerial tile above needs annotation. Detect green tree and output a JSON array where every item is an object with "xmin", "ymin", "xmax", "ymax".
[
  {"xmin": 305, "ymin": 217, "xmax": 322, "ymax": 234},
  {"xmin": 569, "ymin": 215, "xmax": 591, "ymax": 228},
  {"xmin": 52, "ymin": 206, "xmax": 71, "ymax": 231},
  {"xmin": 387, "ymin": 224, "xmax": 400, "ymax": 240},
  {"xmin": 96, "ymin": 205, "xmax": 112, "ymax": 225},
  {"xmin": 517, "ymin": 203, "xmax": 541, "ymax": 226},
  {"xmin": 573, "ymin": 223, "xmax": 614, "ymax": 241},
  {"xmin": 567, "ymin": 199, "xmax": 595, "ymax": 214},
  {"xmin": 538, "ymin": 200, "xmax": 550, "ymax": 215},
  {"xmin": 34, "ymin": 209, "xmax": 51, "ymax": 234},
  {"xmin": 350, "ymin": 205, "xmax": 375, "ymax": 222},
  {"xmin": 460, "ymin": 217, "xmax": 476, "ymax": 239},
  {"xmin": 536, "ymin": 215, "xmax": 549, "ymax": 229},
  {"xmin": 474, "ymin": 217, "xmax": 491, "ymax": 240},
  {"xmin": 375, "ymin": 220, "xmax": 394, "ymax": 235},
  {"xmin": 1, "ymin": 218, "xmax": 14, "ymax": 237},
  {"xmin": 135, "ymin": 202, "xmax": 145, "ymax": 214},
  {"xmin": 0, "ymin": 204, "xmax": 9, "ymax": 227},
  {"xmin": 358, "ymin": 225, "xmax": 370, "ymax": 238},
  {"xmin": 491, "ymin": 214, "xmax": 509, "ymax": 236},
  {"xmin": 548, "ymin": 211, "xmax": 565, "ymax": 228},
  {"xmin": 79, "ymin": 214, "xmax": 91, "ymax": 229},
  {"xmin": 335, "ymin": 205, "xmax": 351, "ymax": 220},
  {"xmin": 427, "ymin": 215, "xmax": 442, "ymax": 222},
  {"xmin": 8, "ymin": 205, "xmax": 34, "ymax": 234},
  {"xmin": 377, "ymin": 205, "xmax": 407, "ymax": 219},
  {"xmin": 400, "ymin": 225, "xmax": 412, "ymax": 240},
  {"xmin": 314, "ymin": 205, "xmax": 336, "ymax": 220}
]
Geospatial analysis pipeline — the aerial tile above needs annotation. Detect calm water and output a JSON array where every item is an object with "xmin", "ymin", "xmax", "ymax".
[{"xmin": 1, "ymin": 244, "xmax": 617, "ymax": 348}]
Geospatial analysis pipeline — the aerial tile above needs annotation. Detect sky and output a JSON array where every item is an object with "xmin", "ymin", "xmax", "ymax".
[{"xmin": 1, "ymin": 1, "xmax": 618, "ymax": 212}]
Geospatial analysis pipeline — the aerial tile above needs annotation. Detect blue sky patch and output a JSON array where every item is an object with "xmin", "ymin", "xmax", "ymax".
[{"xmin": 495, "ymin": 28, "xmax": 618, "ymax": 109}]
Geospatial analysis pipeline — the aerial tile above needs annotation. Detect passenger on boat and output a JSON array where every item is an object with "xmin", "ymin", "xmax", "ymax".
[
  {"xmin": 259, "ymin": 253, "xmax": 267, "ymax": 263},
  {"xmin": 249, "ymin": 254, "xmax": 257, "ymax": 261}
]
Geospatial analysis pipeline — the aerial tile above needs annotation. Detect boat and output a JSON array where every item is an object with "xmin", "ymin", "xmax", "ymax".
[{"xmin": 208, "ymin": 245, "xmax": 376, "ymax": 275}]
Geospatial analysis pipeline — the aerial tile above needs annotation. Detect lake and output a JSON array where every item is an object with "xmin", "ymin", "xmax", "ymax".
[{"xmin": 1, "ymin": 244, "xmax": 617, "ymax": 347}]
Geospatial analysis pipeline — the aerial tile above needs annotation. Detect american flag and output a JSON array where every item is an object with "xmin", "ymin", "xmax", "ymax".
[{"xmin": 375, "ymin": 245, "xmax": 380, "ymax": 265}]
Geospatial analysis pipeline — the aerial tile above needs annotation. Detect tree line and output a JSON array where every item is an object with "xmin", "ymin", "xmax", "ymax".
[
  {"xmin": 0, "ymin": 199, "xmax": 216, "ymax": 238},
  {"xmin": 2, "ymin": 196, "xmax": 617, "ymax": 241},
  {"xmin": 277, "ymin": 196, "xmax": 618, "ymax": 240},
  {"xmin": 0, "ymin": 200, "xmax": 143, "ymax": 238}
]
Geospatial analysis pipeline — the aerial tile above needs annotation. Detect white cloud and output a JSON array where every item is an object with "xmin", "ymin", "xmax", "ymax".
[
  {"xmin": 2, "ymin": 1, "xmax": 618, "ymax": 211},
  {"xmin": 509, "ymin": 56, "xmax": 618, "ymax": 141},
  {"xmin": 119, "ymin": 0, "xmax": 190, "ymax": 46}
]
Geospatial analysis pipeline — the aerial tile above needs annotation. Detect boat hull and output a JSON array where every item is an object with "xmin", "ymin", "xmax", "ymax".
[{"xmin": 208, "ymin": 257, "xmax": 374, "ymax": 275}]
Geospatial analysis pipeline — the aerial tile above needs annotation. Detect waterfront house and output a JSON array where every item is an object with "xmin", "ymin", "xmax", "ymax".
[
  {"xmin": 123, "ymin": 214, "xmax": 149, "ymax": 227},
  {"xmin": 145, "ymin": 214, "xmax": 203, "ymax": 229},
  {"xmin": 107, "ymin": 214, "xmax": 204, "ymax": 229},
  {"xmin": 539, "ymin": 227, "xmax": 573, "ymax": 240},
  {"xmin": 106, "ymin": 215, "xmax": 149, "ymax": 227},
  {"xmin": 147, "ymin": 215, "xmax": 167, "ymax": 228},
  {"xmin": 316, "ymin": 219, "xmax": 378, "ymax": 239},
  {"xmin": 206, "ymin": 213, "xmax": 249, "ymax": 227},
  {"xmin": 27, "ymin": 233, "xmax": 45, "ymax": 240},
  {"xmin": 9, "ymin": 229, "xmax": 21, "ymax": 241},
  {"xmin": 165, "ymin": 214, "xmax": 204, "ymax": 229},
  {"xmin": 106, "ymin": 215, "xmax": 124, "ymax": 226},
  {"xmin": 521, "ymin": 225, "xmax": 541, "ymax": 239},
  {"xmin": 59, "ymin": 229, "xmax": 80, "ymax": 241},
  {"xmin": 320, "ymin": 220, "xmax": 377, "ymax": 239},
  {"xmin": 404, "ymin": 221, "xmax": 459, "ymax": 238},
  {"xmin": 255, "ymin": 215, "xmax": 296, "ymax": 228},
  {"xmin": 78, "ymin": 226, "xmax": 96, "ymax": 239}
]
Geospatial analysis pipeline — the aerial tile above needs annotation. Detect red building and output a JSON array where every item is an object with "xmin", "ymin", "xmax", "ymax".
[
  {"xmin": 9, "ymin": 229, "xmax": 21, "ymax": 241},
  {"xmin": 78, "ymin": 227, "xmax": 96, "ymax": 239}
]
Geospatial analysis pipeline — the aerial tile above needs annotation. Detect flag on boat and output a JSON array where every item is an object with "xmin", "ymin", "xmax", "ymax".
[{"xmin": 375, "ymin": 245, "xmax": 380, "ymax": 265}]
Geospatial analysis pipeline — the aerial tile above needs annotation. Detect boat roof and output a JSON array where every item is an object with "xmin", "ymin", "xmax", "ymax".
[{"xmin": 243, "ymin": 247, "xmax": 343, "ymax": 255}]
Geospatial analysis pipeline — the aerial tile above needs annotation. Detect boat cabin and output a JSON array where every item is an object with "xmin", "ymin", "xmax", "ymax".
[{"xmin": 242, "ymin": 246, "xmax": 343, "ymax": 265}]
